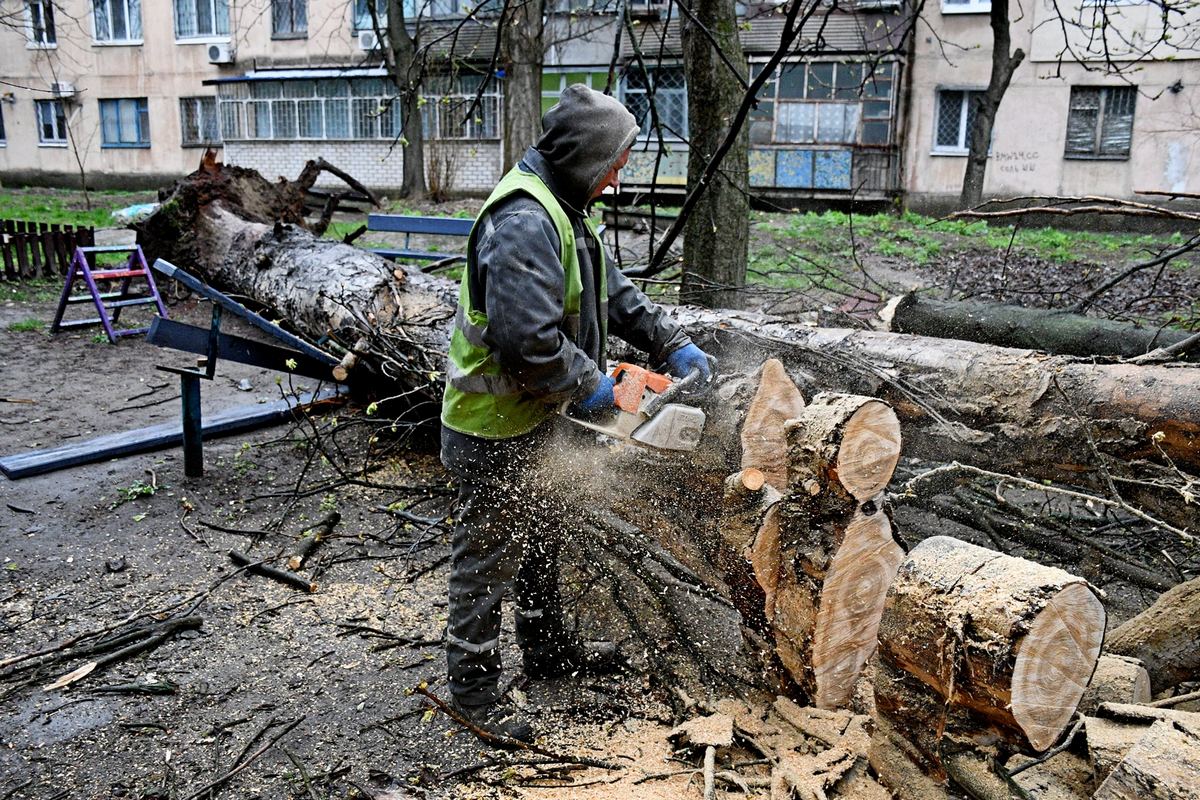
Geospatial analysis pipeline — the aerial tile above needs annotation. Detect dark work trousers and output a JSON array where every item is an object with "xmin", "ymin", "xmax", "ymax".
[{"xmin": 441, "ymin": 423, "xmax": 568, "ymax": 707}]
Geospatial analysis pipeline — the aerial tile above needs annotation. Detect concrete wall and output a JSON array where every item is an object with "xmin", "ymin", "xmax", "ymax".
[{"xmin": 904, "ymin": 0, "xmax": 1200, "ymax": 210}]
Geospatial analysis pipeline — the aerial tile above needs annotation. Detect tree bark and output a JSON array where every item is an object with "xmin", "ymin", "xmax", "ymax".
[
  {"xmin": 875, "ymin": 536, "xmax": 1105, "ymax": 777},
  {"xmin": 959, "ymin": 0, "xmax": 1025, "ymax": 208},
  {"xmin": 385, "ymin": 0, "xmax": 428, "ymax": 199},
  {"xmin": 1078, "ymin": 655, "xmax": 1152, "ymax": 715},
  {"xmin": 501, "ymin": 0, "xmax": 544, "ymax": 171},
  {"xmin": 1093, "ymin": 719, "xmax": 1200, "ymax": 800},
  {"xmin": 1105, "ymin": 576, "xmax": 1200, "ymax": 694},
  {"xmin": 883, "ymin": 293, "xmax": 1196, "ymax": 360},
  {"xmin": 680, "ymin": 0, "xmax": 749, "ymax": 309}
]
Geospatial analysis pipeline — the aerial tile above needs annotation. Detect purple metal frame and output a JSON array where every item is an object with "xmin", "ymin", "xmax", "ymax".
[{"xmin": 50, "ymin": 244, "xmax": 168, "ymax": 343}]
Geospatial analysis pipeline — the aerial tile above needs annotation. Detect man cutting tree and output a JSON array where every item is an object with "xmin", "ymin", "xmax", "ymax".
[{"xmin": 440, "ymin": 84, "xmax": 716, "ymax": 742}]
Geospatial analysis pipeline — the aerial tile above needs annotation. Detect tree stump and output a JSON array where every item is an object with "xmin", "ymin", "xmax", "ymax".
[{"xmin": 874, "ymin": 536, "xmax": 1106, "ymax": 783}]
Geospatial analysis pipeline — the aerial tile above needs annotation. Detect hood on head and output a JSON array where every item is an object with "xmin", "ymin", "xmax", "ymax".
[{"xmin": 534, "ymin": 84, "xmax": 640, "ymax": 208}]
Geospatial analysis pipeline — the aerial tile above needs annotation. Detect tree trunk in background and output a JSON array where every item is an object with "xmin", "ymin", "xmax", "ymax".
[
  {"xmin": 681, "ymin": 0, "xmax": 749, "ymax": 309},
  {"xmin": 502, "ymin": 0, "xmax": 544, "ymax": 170},
  {"xmin": 959, "ymin": 0, "xmax": 1024, "ymax": 208},
  {"xmin": 383, "ymin": 1, "xmax": 427, "ymax": 198}
]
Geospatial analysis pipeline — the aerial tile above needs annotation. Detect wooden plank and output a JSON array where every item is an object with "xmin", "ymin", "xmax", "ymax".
[
  {"xmin": 0, "ymin": 387, "xmax": 344, "ymax": 480},
  {"xmin": 1, "ymin": 220, "xmax": 15, "ymax": 280},
  {"xmin": 40, "ymin": 223, "xmax": 57, "ymax": 279},
  {"xmin": 366, "ymin": 214, "xmax": 474, "ymax": 236},
  {"xmin": 13, "ymin": 222, "xmax": 30, "ymax": 278},
  {"xmin": 28, "ymin": 222, "xmax": 43, "ymax": 277},
  {"xmin": 50, "ymin": 224, "xmax": 69, "ymax": 277},
  {"xmin": 147, "ymin": 317, "xmax": 339, "ymax": 383}
]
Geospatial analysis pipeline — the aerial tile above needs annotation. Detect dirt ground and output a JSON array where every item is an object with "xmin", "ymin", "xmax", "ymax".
[
  {"xmin": 0, "ymin": 293, "xmax": 709, "ymax": 800},
  {"xmin": 2, "ymin": 202, "xmax": 1197, "ymax": 799}
]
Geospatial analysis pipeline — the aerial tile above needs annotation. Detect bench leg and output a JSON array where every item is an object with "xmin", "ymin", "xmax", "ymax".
[{"xmin": 180, "ymin": 373, "xmax": 203, "ymax": 478}]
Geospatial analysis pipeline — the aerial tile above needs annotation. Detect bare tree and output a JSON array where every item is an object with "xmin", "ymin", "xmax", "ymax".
[
  {"xmin": 680, "ymin": 0, "xmax": 749, "ymax": 308},
  {"xmin": 501, "ymin": 0, "xmax": 546, "ymax": 169},
  {"xmin": 960, "ymin": 0, "xmax": 1024, "ymax": 207}
]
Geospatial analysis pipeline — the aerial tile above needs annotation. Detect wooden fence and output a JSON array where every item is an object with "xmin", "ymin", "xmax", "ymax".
[{"xmin": 1, "ymin": 220, "xmax": 95, "ymax": 281}]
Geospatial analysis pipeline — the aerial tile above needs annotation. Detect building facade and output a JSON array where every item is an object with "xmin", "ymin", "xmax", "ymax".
[
  {"xmin": 905, "ymin": 0, "xmax": 1200, "ymax": 211},
  {"xmin": 2, "ymin": 0, "xmax": 1196, "ymax": 204}
]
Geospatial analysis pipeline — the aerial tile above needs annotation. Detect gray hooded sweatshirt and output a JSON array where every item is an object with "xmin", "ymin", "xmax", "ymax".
[{"xmin": 457, "ymin": 86, "xmax": 690, "ymax": 415}]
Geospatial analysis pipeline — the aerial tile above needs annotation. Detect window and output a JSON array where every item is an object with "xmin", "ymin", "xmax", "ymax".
[
  {"xmin": 175, "ymin": 0, "xmax": 230, "ymax": 38},
  {"xmin": 94, "ymin": 0, "xmax": 142, "ymax": 42},
  {"xmin": 354, "ymin": 0, "xmax": 385, "ymax": 29},
  {"xmin": 1065, "ymin": 86, "xmax": 1135, "ymax": 159},
  {"xmin": 27, "ymin": 0, "xmax": 56, "ymax": 46},
  {"xmin": 621, "ymin": 67, "xmax": 688, "ymax": 140},
  {"xmin": 218, "ymin": 76, "xmax": 501, "ymax": 142},
  {"xmin": 933, "ymin": 89, "xmax": 984, "ymax": 153},
  {"xmin": 541, "ymin": 71, "xmax": 609, "ymax": 116},
  {"xmin": 100, "ymin": 98, "xmax": 150, "ymax": 147},
  {"xmin": 180, "ymin": 97, "xmax": 221, "ymax": 146},
  {"xmin": 35, "ymin": 99, "xmax": 67, "ymax": 144},
  {"xmin": 763, "ymin": 61, "xmax": 890, "ymax": 146},
  {"xmin": 422, "ymin": 74, "xmax": 501, "ymax": 138},
  {"xmin": 941, "ymin": 0, "xmax": 990, "ymax": 13},
  {"xmin": 272, "ymin": 0, "xmax": 307, "ymax": 36}
]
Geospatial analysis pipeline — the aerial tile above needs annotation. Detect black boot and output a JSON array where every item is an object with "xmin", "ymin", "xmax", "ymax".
[
  {"xmin": 450, "ymin": 696, "xmax": 534, "ymax": 744},
  {"xmin": 523, "ymin": 638, "xmax": 624, "ymax": 680}
]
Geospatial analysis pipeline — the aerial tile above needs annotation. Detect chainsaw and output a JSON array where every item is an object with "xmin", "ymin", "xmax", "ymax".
[{"xmin": 561, "ymin": 363, "xmax": 708, "ymax": 452}]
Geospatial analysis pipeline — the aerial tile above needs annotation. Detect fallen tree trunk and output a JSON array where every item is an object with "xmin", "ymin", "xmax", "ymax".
[
  {"xmin": 136, "ymin": 159, "xmax": 1200, "ymax": 506},
  {"xmin": 880, "ymin": 293, "xmax": 1196, "ymax": 360}
]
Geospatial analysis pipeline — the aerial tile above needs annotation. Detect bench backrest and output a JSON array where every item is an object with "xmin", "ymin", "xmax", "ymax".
[{"xmin": 367, "ymin": 214, "xmax": 475, "ymax": 237}]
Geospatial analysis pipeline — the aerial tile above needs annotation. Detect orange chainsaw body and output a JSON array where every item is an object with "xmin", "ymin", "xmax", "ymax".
[{"xmin": 610, "ymin": 363, "xmax": 674, "ymax": 414}]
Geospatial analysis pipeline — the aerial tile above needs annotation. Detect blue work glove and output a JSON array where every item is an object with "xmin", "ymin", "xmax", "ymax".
[
  {"xmin": 574, "ymin": 374, "xmax": 615, "ymax": 416},
  {"xmin": 665, "ymin": 343, "xmax": 715, "ymax": 382}
]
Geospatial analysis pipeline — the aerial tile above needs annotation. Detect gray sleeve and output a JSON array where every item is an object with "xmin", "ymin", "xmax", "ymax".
[
  {"xmin": 605, "ymin": 259, "xmax": 691, "ymax": 364},
  {"xmin": 473, "ymin": 201, "xmax": 604, "ymax": 403}
]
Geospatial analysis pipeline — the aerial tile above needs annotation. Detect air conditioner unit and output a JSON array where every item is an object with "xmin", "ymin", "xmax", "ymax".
[
  {"xmin": 50, "ymin": 81, "xmax": 76, "ymax": 99},
  {"xmin": 357, "ymin": 30, "xmax": 382, "ymax": 51},
  {"xmin": 207, "ymin": 42, "xmax": 235, "ymax": 64}
]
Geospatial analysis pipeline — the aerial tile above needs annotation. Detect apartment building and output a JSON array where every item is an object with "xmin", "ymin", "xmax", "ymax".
[{"xmin": 905, "ymin": 0, "xmax": 1200, "ymax": 211}]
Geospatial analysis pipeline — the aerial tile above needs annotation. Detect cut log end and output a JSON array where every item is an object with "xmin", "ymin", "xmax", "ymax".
[
  {"xmin": 837, "ymin": 400, "xmax": 902, "ymax": 501},
  {"xmin": 811, "ymin": 508, "xmax": 905, "ymax": 709},
  {"xmin": 1011, "ymin": 582, "xmax": 1106, "ymax": 751}
]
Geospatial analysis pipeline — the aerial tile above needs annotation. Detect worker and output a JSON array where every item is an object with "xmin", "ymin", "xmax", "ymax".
[{"xmin": 440, "ymin": 84, "xmax": 715, "ymax": 742}]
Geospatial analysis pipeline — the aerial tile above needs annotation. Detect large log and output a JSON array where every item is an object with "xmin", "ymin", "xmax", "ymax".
[
  {"xmin": 137, "ymin": 160, "xmax": 1200, "ymax": 505},
  {"xmin": 1104, "ymin": 575, "xmax": 1200, "ymax": 693},
  {"xmin": 874, "ymin": 536, "xmax": 1105, "ymax": 783},
  {"xmin": 881, "ymin": 292, "xmax": 1195, "ymax": 360}
]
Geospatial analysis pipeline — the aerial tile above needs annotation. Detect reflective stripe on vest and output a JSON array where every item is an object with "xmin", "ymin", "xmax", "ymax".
[{"xmin": 441, "ymin": 167, "xmax": 606, "ymax": 440}]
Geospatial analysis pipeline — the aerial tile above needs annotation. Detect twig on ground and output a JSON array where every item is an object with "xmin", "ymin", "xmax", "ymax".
[
  {"xmin": 181, "ymin": 716, "xmax": 306, "ymax": 800},
  {"xmin": 229, "ymin": 550, "xmax": 318, "ymax": 593}
]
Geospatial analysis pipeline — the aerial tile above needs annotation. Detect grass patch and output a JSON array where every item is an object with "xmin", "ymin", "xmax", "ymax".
[
  {"xmin": 6, "ymin": 318, "xmax": 46, "ymax": 333},
  {"xmin": 0, "ymin": 189, "xmax": 157, "ymax": 229},
  {"xmin": 3, "ymin": 279, "xmax": 62, "ymax": 303}
]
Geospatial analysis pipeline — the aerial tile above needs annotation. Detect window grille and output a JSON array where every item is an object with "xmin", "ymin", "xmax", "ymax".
[
  {"xmin": 175, "ymin": 0, "xmax": 230, "ymax": 38},
  {"xmin": 933, "ymin": 89, "xmax": 984, "ymax": 152},
  {"xmin": 273, "ymin": 0, "xmax": 307, "ymax": 35},
  {"xmin": 1065, "ymin": 86, "xmax": 1135, "ymax": 158},
  {"xmin": 94, "ymin": 0, "xmax": 142, "ymax": 42},
  {"xmin": 180, "ymin": 96, "xmax": 221, "ymax": 145},
  {"xmin": 620, "ymin": 67, "xmax": 688, "ymax": 140},
  {"xmin": 216, "ymin": 77, "xmax": 499, "ymax": 142}
]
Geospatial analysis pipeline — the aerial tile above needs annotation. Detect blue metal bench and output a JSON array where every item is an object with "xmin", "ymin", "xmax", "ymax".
[{"xmin": 365, "ymin": 214, "xmax": 474, "ymax": 263}]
